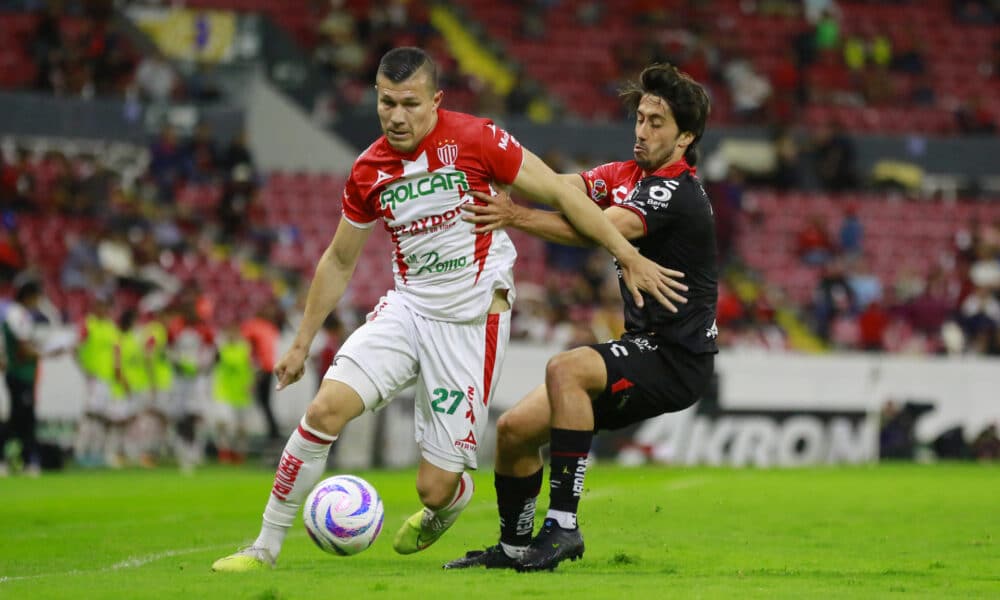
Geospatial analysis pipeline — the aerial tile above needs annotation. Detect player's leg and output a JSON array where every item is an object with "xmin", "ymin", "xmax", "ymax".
[
  {"xmin": 393, "ymin": 459, "xmax": 474, "ymax": 554},
  {"xmin": 444, "ymin": 383, "xmax": 551, "ymax": 569},
  {"xmin": 232, "ymin": 405, "xmax": 250, "ymax": 463},
  {"xmin": 517, "ymin": 346, "xmax": 608, "ymax": 571},
  {"xmin": 75, "ymin": 380, "xmax": 108, "ymax": 467},
  {"xmin": 102, "ymin": 396, "xmax": 131, "ymax": 469},
  {"xmin": 214, "ymin": 297, "xmax": 419, "ymax": 572},
  {"xmin": 212, "ymin": 378, "xmax": 363, "ymax": 571},
  {"xmin": 213, "ymin": 401, "xmax": 234, "ymax": 463},
  {"xmin": 396, "ymin": 307, "xmax": 510, "ymax": 555},
  {"xmin": 8, "ymin": 377, "xmax": 41, "ymax": 474}
]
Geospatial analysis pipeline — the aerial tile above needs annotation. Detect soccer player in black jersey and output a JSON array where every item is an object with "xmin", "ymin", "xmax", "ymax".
[{"xmin": 447, "ymin": 63, "xmax": 717, "ymax": 571}]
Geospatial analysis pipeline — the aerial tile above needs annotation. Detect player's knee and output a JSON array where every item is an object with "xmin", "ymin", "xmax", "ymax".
[
  {"xmin": 545, "ymin": 350, "xmax": 585, "ymax": 390},
  {"xmin": 416, "ymin": 479, "xmax": 457, "ymax": 511},
  {"xmin": 546, "ymin": 348, "xmax": 604, "ymax": 397},
  {"xmin": 304, "ymin": 395, "xmax": 351, "ymax": 437},
  {"xmin": 496, "ymin": 411, "xmax": 529, "ymax": 452}
]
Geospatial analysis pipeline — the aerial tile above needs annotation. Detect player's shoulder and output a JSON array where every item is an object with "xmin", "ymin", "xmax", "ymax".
[
  {"xmin": 352, "ymin": 138, "xmax": 392, "ymax": 171},
  {"xmin": 584, "ymin": 160, "xmax": 641, "ymax": 182},
  {"xmin": 438, "ymin": 108, "xmax": 493, "ymax": 132},
  {"xmin": 439, "ymin": 109, "xmax": 513, "ymax": 149},
  {"xmin": 637, "ymin": 171, "xmax": 705, "ymax": 197},
  {"xmin": 643, "ymin": 164, "xmax": 705, "ymax": 198},
  {"xmin": 632, "ymin": 170, "xmax": 709, "ymax": 215},
  {"xmin": 4, "ymin": 302, "xmax": 29, "ymax": 325},
  {"xmin": 347, "ymin": 138, "xmax": 397, "ymax": 195}
]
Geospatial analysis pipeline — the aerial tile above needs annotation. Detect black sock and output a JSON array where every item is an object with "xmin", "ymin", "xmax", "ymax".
[
  {"xmin": 548, "ymin": 428, "xmax": 593, "ymax": 522},
  {"xmin": 496, "ymin": 468, "xmax": 543, "ymax": 547}
]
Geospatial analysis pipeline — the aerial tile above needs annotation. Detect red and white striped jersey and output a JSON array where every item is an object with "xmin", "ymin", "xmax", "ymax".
[{"xmin": 342, "ymin": 109, "xmax": 523, "ymax": 321}]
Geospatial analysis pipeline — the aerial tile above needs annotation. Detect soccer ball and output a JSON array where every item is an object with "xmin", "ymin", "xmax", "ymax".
[{"xmin": 303, "ymin": 475, "xmax": 385, "ymax": 556}]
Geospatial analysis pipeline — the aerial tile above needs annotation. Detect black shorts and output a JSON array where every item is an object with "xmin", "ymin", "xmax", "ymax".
[{"xmin": 589, "ymin": 333, "xmax": 714, "ymax": 432}]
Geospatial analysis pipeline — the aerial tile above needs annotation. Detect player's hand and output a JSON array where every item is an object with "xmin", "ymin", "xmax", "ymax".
[
  {"xmin": 619, "ymin": 253, "xmax": 688, "ymax": 312},
  {"xmin": 461, "ymin": 189, "xmax": 519, "ymax": 233},
  {"xmin": 274, "ymin": 346, "xmax": 308, "ymax": 391}
]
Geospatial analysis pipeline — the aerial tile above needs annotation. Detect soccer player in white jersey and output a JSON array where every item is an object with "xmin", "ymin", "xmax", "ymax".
[{"xmin": 212, "ymin": 47, "xmax": 685, "ymax": 571}]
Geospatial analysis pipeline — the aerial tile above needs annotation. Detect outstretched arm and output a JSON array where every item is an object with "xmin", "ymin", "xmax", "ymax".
[
  {"xmin": 509, "ymin": 150, "xmax": 640, "ymax": 267},
  {"xmin": 464, "ymin": 189, "xmax": 687, "ymax": 309},
  {"xmin": 275, "ymin": 220, "xmax": 372, "ymax": 389}
]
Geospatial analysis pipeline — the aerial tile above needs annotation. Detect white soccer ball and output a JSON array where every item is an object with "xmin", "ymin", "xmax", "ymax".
[{"xmin": 303, "ymin": 475, "xmax": 385, "ymax": 556}]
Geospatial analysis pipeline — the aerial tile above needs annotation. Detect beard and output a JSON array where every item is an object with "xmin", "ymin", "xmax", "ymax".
[
  {"xmin": 634, "ymin": 139, "xmax": 678, "ymax": 172},
  {"xmin": 634, "ymin": 155, "xmax": 655, "ymax": 171}
]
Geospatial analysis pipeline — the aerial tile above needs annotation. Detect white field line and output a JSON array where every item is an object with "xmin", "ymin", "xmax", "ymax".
[
  {"xmin": 0, "ymin": 543, "xmax": 235, "ymax": 584},
  {"xmin": 2, "ymin": 477, "xmax": 716, "ymax": 583}
]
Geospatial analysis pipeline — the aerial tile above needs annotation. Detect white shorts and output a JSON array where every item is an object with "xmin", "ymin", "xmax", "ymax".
[
  {"xmin": 325, "ymin": 291, "xmax": 511, "ymax": 472},
  {"xmin": 147, "ymin": 388, "xmax": 174, "ymax": 417},
  {"xmin": 172, "ymin": 376, "xmax": 209, "ymax": 419},
  {"xmin": 81, "ymin": 378, "xmax": 111, "ymax": 417},
  {"xmin": 209, "ymin": 401, "xmax": 252, "ymax": 431},
  {"xmin": 103, "ymin": 396, "xmax": 137, "ymax": 423}
]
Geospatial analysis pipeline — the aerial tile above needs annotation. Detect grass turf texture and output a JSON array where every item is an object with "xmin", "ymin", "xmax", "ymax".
[{"xmin": 1, "ymin": 464, "xmax": 997, "ymax": 599}]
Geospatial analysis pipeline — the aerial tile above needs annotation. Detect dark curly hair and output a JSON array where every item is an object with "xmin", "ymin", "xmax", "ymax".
[{"xmin": 620, "ymin": 63, "xmax": 711, "ymax": 166}]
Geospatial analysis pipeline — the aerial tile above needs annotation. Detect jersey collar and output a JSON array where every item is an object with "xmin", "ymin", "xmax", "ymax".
[{"xmin": 648, "ymin": 157, "xmax": 695, "ymax": 178}]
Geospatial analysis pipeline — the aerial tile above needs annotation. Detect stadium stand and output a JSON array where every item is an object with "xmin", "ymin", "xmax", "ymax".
[{"xmin": 1, "ymin": 0, "xmax": 998, "ymax": 359}]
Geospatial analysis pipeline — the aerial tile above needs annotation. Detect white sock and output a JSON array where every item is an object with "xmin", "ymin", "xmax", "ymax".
[
  {"xmin": 124, "ymin": 420, "xmax": 142, "ymax": 461},
  {"xmin": 255, "ymin": 417, "xmax": 337, "ymax": 558},
  {"xmin": 75, "ymin": 417, "xmax": 103, "ymax": 461},
  {"xmin": 546, "ymin": 509, "xmax": 577, "ymax": 529},
  {"xmin": 426, "ymin": 471, "xmax": 474, "ymax": 526},
  {"xmin": 104, "ymin": 427, "xmax": 123, "ymax": 465}
]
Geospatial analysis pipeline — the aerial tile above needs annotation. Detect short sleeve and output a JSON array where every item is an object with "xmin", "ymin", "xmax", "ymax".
[
  {"xmin": 5, "ymin": 305, "xmax": 33, "ymax": 341},
  {"xmin": 480, "ymin": 122, "xmax": 524, "ymax": 185},
  {"xmin": 340, "ymin": 172, "xmax": 378, "ymax": 226},
  {"xmin": 579, "ymin": 163, "xmax": 619, "ymax": 208}
]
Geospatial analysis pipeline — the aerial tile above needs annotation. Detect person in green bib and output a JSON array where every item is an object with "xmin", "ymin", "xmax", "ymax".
[
  {"xmin": 167, "ymin": 298, "xmax": 216, "ymax": 473},
  {"xmin": 211, "ymin": 323, "xmax": 255, "ymax": 464},
  {"xmin": 103, "ymin": 309, "xmax": 143, "ymax": 468},
  {"xmin": 138, "ymin": 315, "xmax": 174, "ymax": 466},
  {"xmin": 73, "ymin": 303, "xmax": 119, "ymax": 467}
]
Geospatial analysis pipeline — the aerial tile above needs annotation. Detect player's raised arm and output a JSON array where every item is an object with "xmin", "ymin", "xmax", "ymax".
[
  {"xmin": 508, "ymin": 148, "xmax": 684, "ymax": 310},
  {"xmin": 274, "ymin": 220, "xmax": 372, "ymax": 390},
  {"xmin": 463, "ymin": 189, "xmax": 688, "ymax": 308}
]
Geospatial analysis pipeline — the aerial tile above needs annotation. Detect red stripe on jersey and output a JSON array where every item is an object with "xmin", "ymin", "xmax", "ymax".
[
  {"xmin": 473, "ymin": 230, "xmax": 492, "ymax": 284},
  {"xmin": 390, "ymin": 227, "xmax": 409, "ymax": 284},
  {"xmin": 481, "ymin": 313, "xmax": 500, "ymax": 407}
]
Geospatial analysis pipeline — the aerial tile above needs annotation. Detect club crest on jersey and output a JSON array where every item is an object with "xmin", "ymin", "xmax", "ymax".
[
  {"xmin": 436, "ymin": 140, "xmax": 458, "ymax": 166},
  {"xmin": 589, "ymin": 178, "xmax": 608, "ymax": 201}
]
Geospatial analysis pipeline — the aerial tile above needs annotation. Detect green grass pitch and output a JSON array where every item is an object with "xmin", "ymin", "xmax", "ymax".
[{"xmin": 2, "ymin": 463, "xmax": 997, "ymax": 599}]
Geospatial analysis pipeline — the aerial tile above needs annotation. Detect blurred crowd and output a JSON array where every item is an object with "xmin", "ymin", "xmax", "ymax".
[
  {"xmin": 0, "ymin": 266, "xmax": 345, "ymax": 475},
  {"xmin": 1, "ymin": 0, "xmax": 999, "ymax": 475},
  {"xmin": 2, "ymin": 0, "xmax": 999, "ymax": 132},
  {"xmin": 301, "ymin": 0, "xmax": 1000, "ymax": 132}
]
